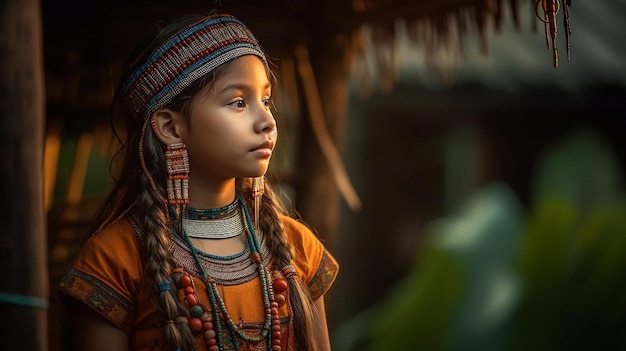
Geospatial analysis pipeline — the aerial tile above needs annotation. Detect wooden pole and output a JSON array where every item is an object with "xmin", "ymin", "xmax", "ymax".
[
  {"xmin": 294, "ymin": 32, "xmax": 357, "ymax": 247},
  {"xmin": 0, "ymin": 0, "xmax": 48, "ymax": 350},
  {"xmin": 294, "ymin": 44, "xmax": 362, "ymax": 214}
]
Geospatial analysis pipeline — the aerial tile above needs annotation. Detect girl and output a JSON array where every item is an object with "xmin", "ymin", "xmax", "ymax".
[{"xmin": 58, "ymin": 12, "xmax": 339, "ymax": 351}]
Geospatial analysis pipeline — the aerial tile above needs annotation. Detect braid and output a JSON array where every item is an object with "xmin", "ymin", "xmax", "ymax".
[
  {"xmin": 139, "ymin": 129, "xmax": 196, "ymax": 350},
  {"xmin": 239, "ymin": 179, "xmax": 321, "ymax": 351}
]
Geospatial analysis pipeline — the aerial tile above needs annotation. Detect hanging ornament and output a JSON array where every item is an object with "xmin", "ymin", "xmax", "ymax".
[{"xmin": 535, "ymin": 0, "xmax": 573, "ymax": 68}]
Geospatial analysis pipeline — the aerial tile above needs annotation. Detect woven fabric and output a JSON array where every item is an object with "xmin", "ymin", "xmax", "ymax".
[{"xmin": 121, "ymin": 14, "xmax": 268, "ymax": 122}]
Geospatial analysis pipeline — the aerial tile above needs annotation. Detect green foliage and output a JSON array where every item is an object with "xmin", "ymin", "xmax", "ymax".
[
  {"xmin": 367, "ymin": 183, "xmax": 524, "ymax": 351},
  {"xmin": 334, "ymin": 127, "xmax": 626, "ymax": 351},
  {"xmin": 369, "ymin": 247, "xmax": 464, "ymax": 350},
  {"xmin": 510, "ymin": 128, "xmax": 626, "ymax": 351}
]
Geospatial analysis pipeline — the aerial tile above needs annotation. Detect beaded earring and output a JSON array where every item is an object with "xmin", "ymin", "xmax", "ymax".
[
  {"xmin": 252, "ymin": 176, "xmax": 264, "ymax": 233},
  {"xmin": 165, "ymin": 143, "xmax": 190, "ymax": 228},
  {"xmin": 165, "ymin": 142, "xmax": 190, "ymax": 205}
]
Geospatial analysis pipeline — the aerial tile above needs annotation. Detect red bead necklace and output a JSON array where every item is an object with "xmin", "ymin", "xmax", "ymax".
[{"xmin": 177, "ymin": 196, "xmax": 290, "ymax": 351}]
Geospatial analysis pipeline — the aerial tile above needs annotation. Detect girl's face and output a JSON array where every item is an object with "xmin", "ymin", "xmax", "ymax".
[{"xmin": 182, "ymin": 55, "xmax": 277, "ymax": 184}]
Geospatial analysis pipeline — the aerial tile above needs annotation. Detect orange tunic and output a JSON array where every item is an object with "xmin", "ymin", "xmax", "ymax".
[{"xmin": 59, "ymin": 215, "xmax": 339, "ymax": 350}]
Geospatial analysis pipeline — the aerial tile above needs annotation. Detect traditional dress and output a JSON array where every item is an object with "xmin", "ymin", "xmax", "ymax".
[{"xmin": 59, "ymin": 214, "xmax": 339, "ymax": 350}]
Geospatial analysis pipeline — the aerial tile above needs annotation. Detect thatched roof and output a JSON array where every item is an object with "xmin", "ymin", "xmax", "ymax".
[{"xmin": 43, "ymin": 0, "xmax": 555, "ymax": 118}]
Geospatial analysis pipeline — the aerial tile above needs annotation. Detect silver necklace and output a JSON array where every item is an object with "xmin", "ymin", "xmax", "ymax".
[{"xmin": 183, "ymin": 201, "xmax": 245, "ymax": 240}]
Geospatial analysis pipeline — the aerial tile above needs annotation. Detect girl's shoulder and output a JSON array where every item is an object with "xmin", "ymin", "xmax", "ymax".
[
  {"xmin": 278, "ymin": 214, "xmax": 319, "ymax": 244},
  {"xmin": 89, "ymin": 217, "xmax": 140, "ymax": 246},
  {"xmin": 76, "ymin": 217, "xmax": 144, "ymax": 266},
  {"xmin": 279, "ymin": 213, "xmax": 310, "ymax": 231},
  {"xmin": 277, "ymin": 214, "xmax": 339, "ymax": 297},
  {"xmin": 60, "ymin": 217, "xmax": 143, "ymax": 331}
]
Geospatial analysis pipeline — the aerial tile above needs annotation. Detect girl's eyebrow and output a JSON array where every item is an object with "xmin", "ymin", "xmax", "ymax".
[{"xmin": 217, "ymin": 82, "xmax": 272, "ymax": 95}]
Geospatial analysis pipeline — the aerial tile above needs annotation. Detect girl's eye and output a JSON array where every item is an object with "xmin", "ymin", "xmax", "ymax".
[
  {"xmin": 262, "ymin": 97, "xmax": 272, "ymax": 108},
  {"xmin": 229, "ymin": 99, "xmax": 245, "ymax": 108}
]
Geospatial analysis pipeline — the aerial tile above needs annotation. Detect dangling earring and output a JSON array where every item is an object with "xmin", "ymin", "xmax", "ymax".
[
  {"xmin": 165, "ymin": 142, "xmax": 190, "ymax": 230},
  {"xmin": 252, "ymin": 176, "xmax": 264, "ymax": 233}
]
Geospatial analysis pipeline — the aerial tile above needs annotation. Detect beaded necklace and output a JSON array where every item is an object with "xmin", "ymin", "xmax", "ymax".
[
  {"xmin": 183, "ymin": 198, "xmax": 244, "ymax": 240},
  {"xmin": 178, "ymin": 194, "xmax": 284, "ymax": 351}
]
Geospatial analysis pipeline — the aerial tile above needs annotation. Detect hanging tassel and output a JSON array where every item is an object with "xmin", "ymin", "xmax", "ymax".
[
  {"xmin": 536, "ymin": 0, "xmax": 565, "ymax": 68},
  {"xmin": 252, "ymin": 176, "xmax": 264, "ymax": 234}
]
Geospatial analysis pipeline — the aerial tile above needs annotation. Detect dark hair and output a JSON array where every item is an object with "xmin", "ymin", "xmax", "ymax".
[{"xmin": 93, "ymin": 13, "xmax": 322, "ymax": 351}]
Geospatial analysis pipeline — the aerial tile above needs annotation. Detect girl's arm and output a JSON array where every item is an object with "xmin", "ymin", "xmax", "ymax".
[
  {"xmin": 69, "ymin": 300, "xmax": 129, "ymax": 351},
  {"xmin": 315, "ymin": 295, "xmax": 332, "ymax": 351}
]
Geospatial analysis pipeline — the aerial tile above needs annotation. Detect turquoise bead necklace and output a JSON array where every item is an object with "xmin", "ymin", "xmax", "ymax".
[{"xmin": 180, "ymin": 194, "xmax": 280, "ymax": 351}]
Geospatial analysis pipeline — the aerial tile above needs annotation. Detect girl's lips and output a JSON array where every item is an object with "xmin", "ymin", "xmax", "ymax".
[
  {"xmin": 251, "ymin": 147, "xmax": 273, "ymax": 158},
  {"xmin": 250, "ymin": 140, "xmax": 274, "ymax": 157},
  {"xmin": 251, "ymin": 140, "xmax": 274, "ymax": 151}
]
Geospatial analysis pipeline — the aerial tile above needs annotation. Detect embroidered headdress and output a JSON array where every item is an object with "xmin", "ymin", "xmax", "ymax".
[{"xmin": 120, "ymin": 14, "xmax": 268, "ymax": 122}]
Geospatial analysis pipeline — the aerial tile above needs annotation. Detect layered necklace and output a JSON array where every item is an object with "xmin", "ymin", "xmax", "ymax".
[
  {"xmin": 183, "ymin": 198, "xmax": 244, "ymax": 240},
  {"xmin": 176, "ymin": 194, "xmax": 287, "ymax": 351}
]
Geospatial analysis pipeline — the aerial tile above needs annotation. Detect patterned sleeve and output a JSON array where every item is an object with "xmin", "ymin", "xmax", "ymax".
[
  {"xmin": 58, "ymin": 220, "xmax": 141, "ymax": 334},
  {"xmin": 280, "ymin": 216, "xmax": 339, "ymax": 300}
]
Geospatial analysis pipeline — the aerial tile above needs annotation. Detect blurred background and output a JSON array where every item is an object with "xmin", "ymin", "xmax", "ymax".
[{"xmin": 1, "ymin": 0, "xmax": 625, "ymax": 350}]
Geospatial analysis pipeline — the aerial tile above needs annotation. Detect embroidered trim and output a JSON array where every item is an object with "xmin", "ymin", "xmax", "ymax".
[
  {"xmin": 308, "ymin": 250, "xmax": 340, "ymax": 300},
  {"xmin": 59, "ymin": 267, "xmax": 134, "ymax": 333}
]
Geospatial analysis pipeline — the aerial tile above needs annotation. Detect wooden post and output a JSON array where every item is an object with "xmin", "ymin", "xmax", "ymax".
[
  {"xmin": 294, "ymin": 32, "xmax": 357, "ymax": 247},
  {"xmin": 0, "ymin": 0, "xmax": 48, "ymax": 350}
]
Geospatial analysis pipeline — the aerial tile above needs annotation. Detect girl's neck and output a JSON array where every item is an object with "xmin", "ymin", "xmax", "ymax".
[{"xmin": 187, "ymin": 178, "xmax": 237, "ymax": 209}]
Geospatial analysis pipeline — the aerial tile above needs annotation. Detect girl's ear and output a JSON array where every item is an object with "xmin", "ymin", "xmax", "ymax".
[{"xmin": 151, "ymin": 108, "xmax": 186, "ymax": 145}]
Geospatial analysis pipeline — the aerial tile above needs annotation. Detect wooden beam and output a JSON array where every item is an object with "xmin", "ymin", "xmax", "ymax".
[{"xmin": 0, "ymin": 0, "xmax": 48, "ymax": 350}]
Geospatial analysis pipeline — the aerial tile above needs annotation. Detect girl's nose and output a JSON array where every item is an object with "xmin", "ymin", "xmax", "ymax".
[{"xmin": 255, "ymin": 106, "xmax": 276, "ymax": 135}]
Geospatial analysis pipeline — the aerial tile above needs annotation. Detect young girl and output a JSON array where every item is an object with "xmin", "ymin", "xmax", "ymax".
[{"xmin": 58, "ymin": 12, "xmax": 339, "ymax": 351}]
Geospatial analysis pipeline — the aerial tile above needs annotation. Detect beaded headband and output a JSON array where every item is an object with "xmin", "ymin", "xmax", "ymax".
[{"xmin": 120, "ymin": 14, "xmax": 268, "ymax": 122}]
